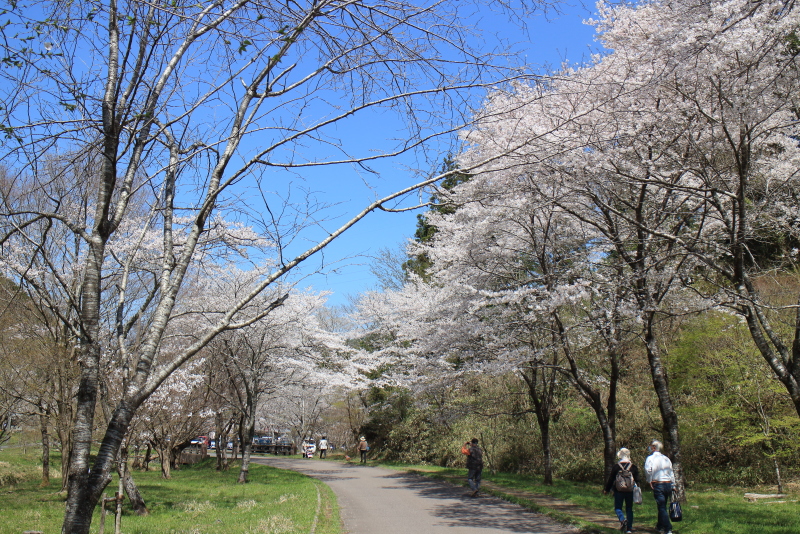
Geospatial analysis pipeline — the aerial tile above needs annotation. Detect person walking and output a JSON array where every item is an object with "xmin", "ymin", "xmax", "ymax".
[
  {"xmin": 318, "ymin": 436, "xmax": 329, "ymax": 459},
  {"xmin": 462, "ymin": 438, "xmax": 484, "ymax": 497},
  {"xmin": 645, "ymin": 440, "xmax": 675, "ymax": 534},
  {"xmin": 358, "ymin": 436, "xmax": 369, "ymax": 464},
  {"xmin": 603, "ymin": 448, "xmax": 641, "ymax": 533}
]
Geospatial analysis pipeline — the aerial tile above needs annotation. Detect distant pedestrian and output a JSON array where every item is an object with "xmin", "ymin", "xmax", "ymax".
[
  {"xmin": 461, "ymin": 438, "xmax": 483, "ymax": 497},
  {"xmin": 645, "ymin": 440, "xmax": 675, "ymax": 534},
  {"xmin": 318, "ymin": 436, "xmax": 329, "ymax": 459},
  {"xmin": 357, "ymin": 436, "xmax": 369, "ymax": 464},
  {"xmin": 603, "ymin": 447, "xmax": 641, "ymax": 533}
]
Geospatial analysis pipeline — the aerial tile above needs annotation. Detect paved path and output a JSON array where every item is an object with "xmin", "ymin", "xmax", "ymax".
[{"xmin": 252, "ymin": 457, "xmax": 578, "ymax": 534}]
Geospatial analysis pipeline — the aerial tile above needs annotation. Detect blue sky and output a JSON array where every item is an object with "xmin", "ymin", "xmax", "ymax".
[{"xmin": 287, "ymin": 2, "xmax": 602, "ymax": 307}]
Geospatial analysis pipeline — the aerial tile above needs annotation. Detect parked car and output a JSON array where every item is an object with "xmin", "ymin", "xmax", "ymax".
[{"xmin": 190, "ymin": 436, "xmax": 209, "ymax": 447}]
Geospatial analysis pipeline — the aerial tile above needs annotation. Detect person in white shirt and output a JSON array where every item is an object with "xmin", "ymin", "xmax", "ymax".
[
  {"xmin": 644, "ymin": 440, "xmax": 675, "ymax": 534},
  {"xmin": 318, "ymin": 436, "xmax": 329, "ymax": 459}
]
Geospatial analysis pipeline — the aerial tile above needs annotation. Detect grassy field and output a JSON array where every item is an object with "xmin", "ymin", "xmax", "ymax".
[
  {"xmin": 1, "ymin": 445, "xmax": 340, "ymax": 534},
  {"xmin": 378, "ymin": 462, "xmax": 800, "ymax": 534},
  {"xmin": 5, "ymin": 442, "xmax": 800, "ymax": 534}
]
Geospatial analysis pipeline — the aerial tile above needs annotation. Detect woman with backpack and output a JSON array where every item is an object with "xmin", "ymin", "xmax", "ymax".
[{"xmin": 603, "ymin": 448, "xmax": 641, "ymax": 533}]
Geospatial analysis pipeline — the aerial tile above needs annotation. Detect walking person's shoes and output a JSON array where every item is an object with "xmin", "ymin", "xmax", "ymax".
[
  {"xmin": 470, "ymin": 490, "xmax": 479, "ymax": 497},
  {"xmin": 619, "ymin": 519, "xmax": 627, "ymax": 532}
]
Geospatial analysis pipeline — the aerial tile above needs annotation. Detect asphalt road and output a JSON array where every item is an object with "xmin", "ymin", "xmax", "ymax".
[{"xmin": 252, "ymin": 457, "xmax": 578, "ymax": 534}]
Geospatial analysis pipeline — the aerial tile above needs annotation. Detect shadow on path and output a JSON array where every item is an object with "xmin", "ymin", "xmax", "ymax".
[
  {"xmin": 381, "ymin": 471, "xmax": 570, "ymax": 533},
  {"xmin": 420, "ymin": 470, "xmax": 663, "ymax": 534},
  {"xmin": 253, "ymin": 457, "xmax": 580, "ymax": 534}
]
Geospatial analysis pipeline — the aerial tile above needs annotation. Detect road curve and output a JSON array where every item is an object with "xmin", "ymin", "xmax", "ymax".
[{"xmin": 252, "ymin": 457, "xmax": 578, "ymax": 534}]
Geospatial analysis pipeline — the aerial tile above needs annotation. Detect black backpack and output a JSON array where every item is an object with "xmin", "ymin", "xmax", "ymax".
[
  {"xmin": 467, "ymin": 445, "xmax": 483, "ymax": 469},
  {"xmin": 615, "ymin": 462, "xmax": 635, "ymax": 492}
]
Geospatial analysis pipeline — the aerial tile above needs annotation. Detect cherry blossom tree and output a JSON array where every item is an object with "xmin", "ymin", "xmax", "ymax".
[
  {"xmin": 0, "ymin": 0, "xmax": 548, "ymax": 529},
  {"xmin": 136, "ymin": 365, "xmax": 210, "ymax": 480},
  {"xmin": 208, "ymin": 285, "xmax": 348, "ymax": 482},
  {"xmin": 447, "ymin": 0, "xmax": 800, "ymax": 500},
  {"xmin": 201, "ymin": 356, "xmax": 240, "ymax": 471},
  {"xmin": 595, "ymin": 0, "xmax": 800, "ymax": 420},
  {"xmin": 369, "ymin": 167, "xmax": 645, "ymax": 478}
]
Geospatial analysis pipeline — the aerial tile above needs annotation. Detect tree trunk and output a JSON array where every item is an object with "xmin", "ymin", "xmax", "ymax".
[
  {"xmin": 773, "ymin": 457, "xmax": 783, "ymax": 493},
  {"xmin": 215, "ymin": 413, "xmax": 229, "ymax": 471},
  {"xmin": 539, "ymin": 413, "xmax": 553, "ymax": 485},
  {"xmin": 170, "ymin": 446, "xmax": 181, "ymax": 472},
  {"xmin": 62, "ymin": 391, "xmax": 138, "ymax": 533},
  {"xmin": 644, "ymin": 314, "xmax": 685, "ymax": 501},
  {"xmin": 739, "ymin": 298, "xmax": 800, "ymax": 418},
  {"xmin": 238, "ymin": 409, "xmax": 256, "ymax": 483},
  {"xmin": 118, "ymin": 445, "xmax": 148, "ymax": 515},
  {"xmin": 131, "ymin": 442, "xmax": 142, "ymax": 470},
  {"xmin": 520, "ymin": 364, "xmax": 558, "ymax": 486},
  {"xmin": 553, "ymin": 311, "xmax": 620, "ymax": 478},
  {"xmin": 62, "ymin": 339, "xmax": 103, "ymax": 533},
  {"xmin": 143, "ymin": 442, "xmax": 152, "ymax": 471},
  {"xmin": 598, "ymin": 409, "xmax": 617, "ymax": 480},
  {"xmin": 55, "ymin": 346, "xmax": 76, "ymax": 493},
  {"xmin": 217, "ymin": 433, "xmax": 229, "ymax": 470},
  {"xmin": 59, "ymin": 433, "xmax": 72, "ymax": 493},
  {"xmin": 158, "ymin": 443, "xmax": 171, "ymax": 479},
  {"xmin": 40, "ymin": 410, "xmax": 50, "ymax": 486}
]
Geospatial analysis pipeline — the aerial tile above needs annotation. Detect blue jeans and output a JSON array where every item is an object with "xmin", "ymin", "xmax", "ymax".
[
  {"xmin": 468, "ymin": 468, "xmax": 482, "ymax": 491},
  {"xmin": 652, "ymin": 482, "xmax": 673, "ymax": 532},
  {"xmin": 614, "ymin": 489, "xmax": 634, "ymax": 529}
]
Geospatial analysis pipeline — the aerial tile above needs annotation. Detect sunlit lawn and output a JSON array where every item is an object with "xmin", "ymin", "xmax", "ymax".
[{"xmin": 1, "ymin": 446, "xmax": 339, "ymax": 534}]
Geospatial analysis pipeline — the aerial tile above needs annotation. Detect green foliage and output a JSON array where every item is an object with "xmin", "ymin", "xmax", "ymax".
[
  {"xmin": 402, "ymin": 156, "xmax": 471, "ymax": 280},
  {"xmin": 668, "ymin": 311, "xmax": 800, "ymax": 485},
  {"xmin": 784, "ymin": 31, "xmax": 800, "ymax": 57},
  {"xmin": 358, "ymin": 386, "xmax": 414, "ymax": 450}
]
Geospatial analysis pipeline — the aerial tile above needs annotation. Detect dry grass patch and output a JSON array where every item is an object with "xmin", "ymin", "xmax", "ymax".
[
  {"xmin": 277, "ymin": 493, "xmax": 299, "ymax": 504},
  {"xmin": 176, "ymin": 499, "xmax": 215, "ymax": 515},
  {"xmin": 250, "ymin": 515, "xmax": 296, "ymax": 533},
  {"xmin": 236, "ymin": 499, "xmax": 259, "ymax": 510}
]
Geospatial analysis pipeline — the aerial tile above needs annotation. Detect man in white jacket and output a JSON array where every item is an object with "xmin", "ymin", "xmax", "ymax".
[
  {"xmin": 318, "ymin": 436, "xmax": 329, "ymax": 459},
  {"xmin": 645, "ymin": 440, "xmax": 675, "ymax": 534}
]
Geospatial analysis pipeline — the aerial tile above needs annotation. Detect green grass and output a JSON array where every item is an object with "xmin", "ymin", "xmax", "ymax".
[
  {"xmin": 0, "ymin": 446, "xmax": 47, "ymax": 487},
  {"xmin": 1, "ymin": 446, "xmax": 340, "ymax": 534},
  {"xmin": 374, "ymin": 462, "xmax": 800, "ymax": 534},
  {"xmin": 7, "ymin": 442, "xmax": 800, "ymax": 534}
]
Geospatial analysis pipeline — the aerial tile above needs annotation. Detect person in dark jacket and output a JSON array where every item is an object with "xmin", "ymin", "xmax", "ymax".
[
  {"xmin": 357, "ymin": 436, "xmax": 369, "ymax": 464},
  {"xmin": 462, "ymin": 438, "xmax": 484, "ymax": 497},
  {"xmin": 603, "ymin": 447, "xmax": 641, "ymax": 533}
]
